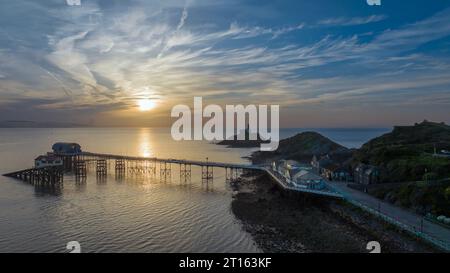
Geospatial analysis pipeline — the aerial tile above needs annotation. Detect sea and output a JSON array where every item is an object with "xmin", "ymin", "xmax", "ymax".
[{"xmin": 0, "ymin": 127, "xmax": 389, "ymax": 252}]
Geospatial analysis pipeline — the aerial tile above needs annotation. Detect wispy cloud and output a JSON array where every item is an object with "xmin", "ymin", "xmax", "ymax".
[
  {"xmin": 318, "ymin": 15, "xmax": 387, "ymax": 26},
  {"xmin": 0, "ymin": 1, "xmax": 450, "ymax": 127},
  {"xmin": 177, "ymin": 6, "xmax": 189, "ymax": 31},
  {"xmin": 227, "ymin": 22, "xmax": 305, "ymax": 39}
]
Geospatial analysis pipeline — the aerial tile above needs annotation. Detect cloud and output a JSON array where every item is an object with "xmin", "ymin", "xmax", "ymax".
[
  {"xmin": 177, "ymin": 6, "xmax": 189, "ymax": 31},
  {"xmin": 226, "ymin": 21, "xmax": 305, "ymax": 39},
  {"xmin": 1, "ymin": 1, "xmax": 450, "ymax": 126},
  {"xmin": 366, "ymin": 8, "xmax": 450, "ymax": 51},
  {"xmin": 318, "ymin": 15, "xmax": 387, "ymax": 26}
]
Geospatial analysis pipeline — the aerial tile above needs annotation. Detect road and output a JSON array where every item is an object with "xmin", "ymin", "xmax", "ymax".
[{"xmin": 327, "ymin": 181, "xmax": 450, "ymax": 251}]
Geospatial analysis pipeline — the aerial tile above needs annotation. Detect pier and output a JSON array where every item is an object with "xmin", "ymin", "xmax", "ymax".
[
  {"xmin": 3, "ymin": 166, "xmax": 63, "ymax": 186},
  {"xmin": 2, "ymin": 143, "xmax": 344, "ymax": 198},
  {"xmin": 71, "ymin": 151, "xmax": 261, "ymax": 183},
  {"xmin": 2, "ymin": 150, "xmax": 342, "ymax": 197}
]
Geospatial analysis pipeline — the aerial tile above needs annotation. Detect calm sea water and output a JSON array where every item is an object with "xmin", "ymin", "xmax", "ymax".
[{"xmin": 0, "ymin": 127, "xmax": 388, "ymax": 253}]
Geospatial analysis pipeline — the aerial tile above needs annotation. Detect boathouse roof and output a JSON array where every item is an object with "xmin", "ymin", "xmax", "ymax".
[{"xmin": 52, "ymin": 142, "xmax": 82, "ymax": 155}]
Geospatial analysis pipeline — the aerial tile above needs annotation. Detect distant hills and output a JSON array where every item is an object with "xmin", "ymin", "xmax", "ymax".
[
  {"xmin": 251, "ymin": 121, "xmax": 450, "ymax": 183},
  {"xmin": 353, "ymin": 121, "xmax": 450, "ymax": 182},
  {"xmin": 251, "ymin": 131, "xmax": 353, "ymax": 164},
  {"xmin": 0, "ymin": 120, "xmax": 88, "ymax": 128},
  {"xmin": 241, "ymin": 121, "xmax": 450, "ymax": 216},
  {"xmin": 356, "ymin": 121, "xmax": 450, "ymax": 157}
]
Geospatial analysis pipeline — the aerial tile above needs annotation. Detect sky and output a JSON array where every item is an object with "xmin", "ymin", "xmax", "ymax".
[{"xmin": 0, "ymin": 0, "xmax": 450, "ymax": 128}]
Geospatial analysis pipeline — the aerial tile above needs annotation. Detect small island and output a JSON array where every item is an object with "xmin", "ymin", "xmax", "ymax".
[{"xmin": 216, "ymin": 128, "xmax": 270, "ymax": 148}]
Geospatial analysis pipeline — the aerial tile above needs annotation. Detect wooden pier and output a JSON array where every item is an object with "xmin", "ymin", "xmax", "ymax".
[
  {"xmin": 3, "ymin": 150, "xmax": 343, "ymax": 198},
  {"xmin": 3, "ymin": 166, "xmax": 64, "ymax": 186},
  {"xmin": 2, "ymin": 151, "xmax": 251, "ymax": 186},
  {"xmin": 72, "ymin": 151, "xmax": 255, "ymax": 183}
]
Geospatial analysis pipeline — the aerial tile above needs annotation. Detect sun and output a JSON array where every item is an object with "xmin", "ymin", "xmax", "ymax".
[{"xmin": 137, "ymin": 99, "xmax": 156, "ymax": 111}]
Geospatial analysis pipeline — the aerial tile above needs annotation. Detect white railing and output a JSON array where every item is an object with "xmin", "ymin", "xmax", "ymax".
[{"xmin": 346, "ymin": 198, "xmax": 450, "ymax": 252}]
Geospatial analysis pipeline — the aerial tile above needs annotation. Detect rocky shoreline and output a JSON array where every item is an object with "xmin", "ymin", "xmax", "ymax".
[{"xmin": 231, "ymin": 172, "xmax": 437, "ymax": 253}]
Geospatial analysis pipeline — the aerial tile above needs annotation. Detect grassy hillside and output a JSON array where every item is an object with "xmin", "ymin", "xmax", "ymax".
[
  {"xmin": 353, "ymin": 121, "xmax": 450, "ymax": 183},
  {"xmin": 370, "ymin": 180, "xmax": 450, "ymax": 216}
]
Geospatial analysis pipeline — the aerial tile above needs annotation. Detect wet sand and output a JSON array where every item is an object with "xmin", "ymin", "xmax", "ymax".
[{"xmin": 231, "ymin": 172, "xmax": 437, "ymax": 253}]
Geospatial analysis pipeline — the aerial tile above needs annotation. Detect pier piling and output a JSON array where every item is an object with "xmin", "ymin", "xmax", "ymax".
[
  {"xmin": 202, "ymin": 166, "xmax": 213, "ymax": 182},
  {"xmin": 160, "ymin": 162, "xmax": 171, "ymax": 181},
  {"xmin": 115, "ymin": 159, "xmax": 126, "ymax": 179},
  {"xmin": 180, "ymin": 163, "xmax": 192, "ymax": 183},
  {"xmin": 75, "ymin": 160, "xmax": 87, "ymax": 179},
  {"xmin": 96, "ymin": 159, "xmax": 107, "ymax": 177}
]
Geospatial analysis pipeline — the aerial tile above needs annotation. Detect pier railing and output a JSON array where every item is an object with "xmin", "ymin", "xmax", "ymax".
[
  {"xmin": 80, "ymin": 152, "xmax": 263, "ymax": 170},
  {"xmin": 346, "ymin": 198, "xmax": 450, "ymax": 252}
]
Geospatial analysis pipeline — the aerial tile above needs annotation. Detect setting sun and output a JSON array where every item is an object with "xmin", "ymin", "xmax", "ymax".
[{"xmin": 137, "ymin": 99, "xmax": 156, "ymax": 111}]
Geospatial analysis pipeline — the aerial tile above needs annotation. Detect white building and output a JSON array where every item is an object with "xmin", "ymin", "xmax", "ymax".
[
  {"xmin": 272, "ymin": 160, "xmax": 323, "ymax": 189},
  {"xmin": 273, "ymin": 160, "xmax": 311, "ymax": 178},
  {"xmin": 290, "ymin": 170, "xmax": 326, "ymax": 190},
  {"xmin": 35, "ymin": 154, "xmax": 63, "ymax": 168}
]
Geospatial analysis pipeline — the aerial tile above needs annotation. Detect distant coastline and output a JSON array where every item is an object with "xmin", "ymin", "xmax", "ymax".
[
  {"xmin": 0, "ymin": 121, "xmax": 390, "ymax": 131},
  {"xmin": 0, "ymin": 120, "xmax": 90, "ymax": 128}
]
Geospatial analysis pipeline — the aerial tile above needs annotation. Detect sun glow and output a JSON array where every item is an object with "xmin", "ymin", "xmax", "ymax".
[
  {"xmin": 138, "ymin": 99, "xmax": 156, "ymax": 111},
  {"xmin": 139, "ymin": 128, "xmax": 153, "ymax": 158}
]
